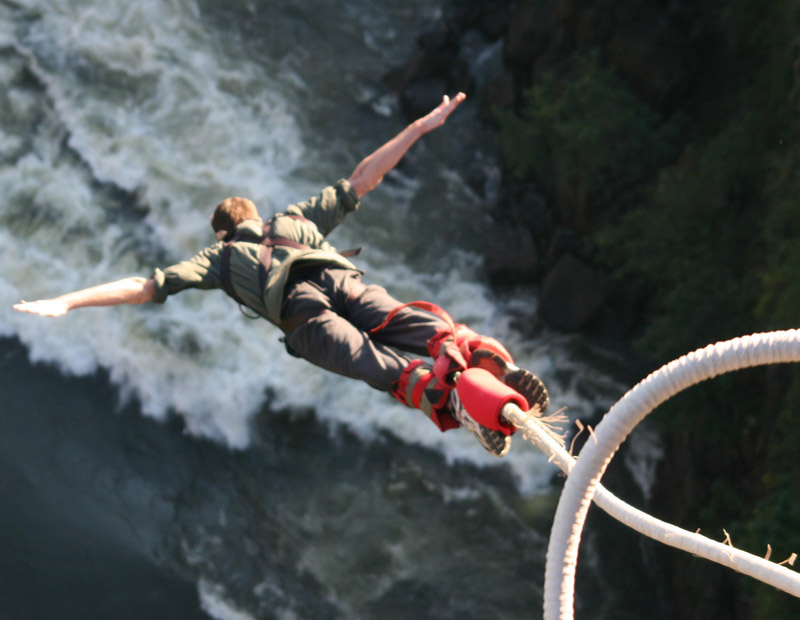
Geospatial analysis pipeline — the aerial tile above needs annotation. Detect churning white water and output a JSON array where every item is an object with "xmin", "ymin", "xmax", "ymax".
[{"xmin": 0, "ymin": 0, "xmax": 628, "ymax": 494}]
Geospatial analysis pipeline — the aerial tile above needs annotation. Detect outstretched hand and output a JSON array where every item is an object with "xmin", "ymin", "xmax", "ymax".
[
  {"xmin": 347, "ymin": 92, "xmax": 468, "ymax": 198},
  {"xmin": 416, "ymin": 92, "xmax": 467, "ymax": 134},
  {"xmin": 13, "ymin": 298, "xmax": 69, "ymax": 317}
]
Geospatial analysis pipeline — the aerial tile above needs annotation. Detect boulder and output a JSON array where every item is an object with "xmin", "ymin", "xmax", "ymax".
[
  {"xmin": 400, "ymin": 77, "xmax": 451, "ymax": 118},
  {"xmin": 538, "ymin": 253, "xmax": 609, "ymax": 331},
  {"xmin": 480, "ymin": 70, "xmax": 516, "ymax": 120},
  {"xmin": 383, "ymin": 47, "xmax": 456, "ymax": 94},
  {"xmin": 505, "ymin": 0, "xmax": 553, "ymax": 66},
  {"xmin": 608, "ymin": 11, "xmax": 690, "ymax": 103},
  {"xmin": 484, "ymin": 223, "xmax": 539, "ymax": 283},
  {"xmin": 478, "ymin": 2, "xmax": 512, "ymax": 41},
  {"xmin": 575, "ymin": 7, "xmax": 615, "ymax": 51}
]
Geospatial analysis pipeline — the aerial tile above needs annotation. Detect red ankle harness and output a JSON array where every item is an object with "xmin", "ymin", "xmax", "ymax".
[{"xmin": 373, "ymin": 301, "xmax": 515, "ymax": 431}]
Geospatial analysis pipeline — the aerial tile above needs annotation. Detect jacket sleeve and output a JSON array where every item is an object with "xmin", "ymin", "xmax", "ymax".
[
  {"xmin": 284, "ymin": 178, "xmax": 360, "ymax": 237},
  {"xmin": 150, "ymin": 244, "xmax": 223, "ymax": 304}
]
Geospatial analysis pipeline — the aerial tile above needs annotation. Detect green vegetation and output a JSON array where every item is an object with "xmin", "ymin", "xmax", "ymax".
[
  {"xmin": 499, "ymin": 1, "xmax": 800, "ymax": 616},
  {"xmin": 499, "ymin": 52, "xmax": 677, "ymax": 233}
]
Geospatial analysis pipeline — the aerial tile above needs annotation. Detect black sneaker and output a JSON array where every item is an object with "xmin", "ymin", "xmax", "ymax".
[
  {"xmin": 469, "ymin": 349, "xmax": 549, "ymax": 414},
  {"xmin": 448, "ymin": 389, "xmax": 511, "ymax": 457}
]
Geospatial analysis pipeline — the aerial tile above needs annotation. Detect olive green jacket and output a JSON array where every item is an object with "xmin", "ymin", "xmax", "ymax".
[{"xmin": 150, "ymin": 179, "xmax": 360, "ymax": 324}]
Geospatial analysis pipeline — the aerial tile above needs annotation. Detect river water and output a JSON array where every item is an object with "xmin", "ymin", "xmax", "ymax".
[{"xmin": 0, "ymin": 1, "xmax": 667, "ymax": 618}]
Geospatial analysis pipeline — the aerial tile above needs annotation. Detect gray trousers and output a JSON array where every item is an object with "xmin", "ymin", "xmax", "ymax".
[{"xmin": 281, "ymin": 267, "xmax": 448, "ymax": 391}]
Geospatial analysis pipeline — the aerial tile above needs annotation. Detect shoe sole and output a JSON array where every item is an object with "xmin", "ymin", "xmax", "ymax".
[
  {"xmin": 448, "ymin": 389, "xmax": 511, "ymax": 457},
  {"xmin": 469, "ymin": 350, "xmax": 549, "ymax": 414}
]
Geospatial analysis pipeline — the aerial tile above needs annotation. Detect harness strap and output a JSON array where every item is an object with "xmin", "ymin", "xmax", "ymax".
[
  {"xmin": 220, "ymin": 242, "xmax": 243, "ymax": 304},
  {"xmin": 220, "ymin": 214, "xmax": 362, "ymax": 330},
  {"xmin": 220, "ymin": 243, "xmax": 263, "ymax": 319},
  {"xmin": 221, "ymin": 214, "xmax": 360, "ymax": 307},
  {"xmin": 371, "ymin": 300, "xmax": 515, "ymax": 386},
  {"xmin": 220, "ymin": 216, "xmax": 310, "ymax": 306},
  {"xmin": 369, "ymin": 300, "xmax": 457, "ymax": 335},
  {"xmin": 391, "ymin": 360, "xmax": 459, "ymax": 432},
  {"xmin": 257, "ymin": 236, "xmax": 309, "ymax": 295}
]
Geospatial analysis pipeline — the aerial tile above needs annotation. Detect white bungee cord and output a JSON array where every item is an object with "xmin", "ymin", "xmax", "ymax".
[{"xmin": 501, "ymin": 330, "xmax": 800, "ymax": 619}]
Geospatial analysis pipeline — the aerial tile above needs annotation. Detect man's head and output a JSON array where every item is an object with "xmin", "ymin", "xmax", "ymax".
[{"xmin": 211, "ymin": 197, "xmax": 260, "ymax": 241}]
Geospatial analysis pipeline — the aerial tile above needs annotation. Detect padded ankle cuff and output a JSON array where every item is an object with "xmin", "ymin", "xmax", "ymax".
[{"xmin": 391, "ymin": 360, "xmax": 459, "ymax": 432}]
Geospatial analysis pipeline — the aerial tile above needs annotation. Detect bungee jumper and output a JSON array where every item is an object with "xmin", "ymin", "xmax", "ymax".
[{"xmin": 13, "ymin": 93, "xmax": 549, "ymax": 456}]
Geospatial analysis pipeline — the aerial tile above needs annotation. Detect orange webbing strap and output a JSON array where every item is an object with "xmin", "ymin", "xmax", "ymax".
[
  {"xmin": 370, "ymin": 300, "xmax": 515, "ymax": 387},
  {"xmin": 370, "ymin": 301, "xmax": 469, "ymax": 386},
  {"xmin": 391, "ymin": 360, "xmax": 459, "ymax": 432},
  {"xmin": 368, "ymin": 300, "xmax": 457, "ymax": 336}
]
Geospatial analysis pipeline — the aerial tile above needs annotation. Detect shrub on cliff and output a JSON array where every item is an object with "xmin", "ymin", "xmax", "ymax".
[
  {"xmin": 499, "ymin": 52, "xmax": 677, "ymax": 233},
  {"xmin": 596, "ymin": 1, "xmax": 800, "ymax": 614},
  {"xmin": 497, "ymin": 2, "xmax": 800, "ymax": 615}
]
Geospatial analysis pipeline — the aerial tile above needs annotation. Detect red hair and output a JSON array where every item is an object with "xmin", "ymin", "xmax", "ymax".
[{"xmin": 211, "ymin": 197, "xmax": 259, "ymax": 240}]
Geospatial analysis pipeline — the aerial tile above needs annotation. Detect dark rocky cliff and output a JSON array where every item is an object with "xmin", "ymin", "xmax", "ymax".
[{"xmin": 385, "ymin": 1, "xmax": 800, "ymax": 618}]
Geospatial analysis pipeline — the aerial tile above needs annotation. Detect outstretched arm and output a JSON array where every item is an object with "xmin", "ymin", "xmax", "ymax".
[
  {"xmin": 348, "ymin": 92, "xmax": 466, "ymax": 199},
  {"xmin": 13, "ymin": 277, "xmax": 156, "ymax": 317}
]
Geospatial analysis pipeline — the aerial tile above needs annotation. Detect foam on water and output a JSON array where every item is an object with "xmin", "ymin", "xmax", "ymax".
[
  {"xmin": 1, "ymin": 0, "xmax": 629, "ymax": 494},
  {"xmin": 199, "ymin": 579, "xmax": 258, "ymax": 620}
]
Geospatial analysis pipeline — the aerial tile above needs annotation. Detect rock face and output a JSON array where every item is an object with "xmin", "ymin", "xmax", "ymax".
[
  {"xmin": 483, "ymin": 223, "xmax": 539, "ymax": 284},
  {"xmin": 608, "ymin": 8, "xmax": 695, "ymax": 104},
  {"xmin": 504, "ymin": 0, "xmax": 553, "ymax": 66},
  {"xmin": 385, "ymin": 5, "xmax": 777, "ymax": 619},
  {"xmin": 538, "ymin": 253, "xmax": 608, "ymax": 331},
  {"xmin": 383, "ymin": 0, "xmax": 704, "ymax": 338},
  {"xmin": 382, "ymin": 17, "xmax": 474, "ymax": 118}
]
